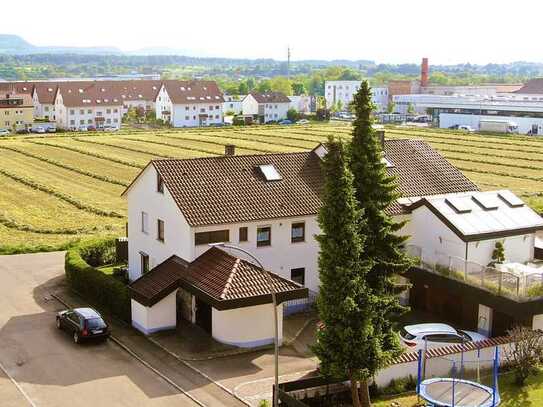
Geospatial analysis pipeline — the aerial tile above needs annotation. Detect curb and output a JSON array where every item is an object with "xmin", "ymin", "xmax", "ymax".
[{"xmin": 147, "ymin": 336, "xmax": 251, "ymax": 407}]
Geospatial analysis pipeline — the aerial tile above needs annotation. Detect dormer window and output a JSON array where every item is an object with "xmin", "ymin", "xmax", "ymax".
[{"xmin": 157, "ymin": 173, "xmax": 164, "ymax": 193}]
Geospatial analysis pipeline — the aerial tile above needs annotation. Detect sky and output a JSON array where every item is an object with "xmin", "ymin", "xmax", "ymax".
[{"xmin": 1, "ymin": 0, "xmax": 539, "ymax": 64}]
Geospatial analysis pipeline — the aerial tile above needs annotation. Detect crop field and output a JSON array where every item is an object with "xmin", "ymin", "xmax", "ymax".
[{"xmin": 1, "ymin": 123, "xmax": 542, "ymax": 250}]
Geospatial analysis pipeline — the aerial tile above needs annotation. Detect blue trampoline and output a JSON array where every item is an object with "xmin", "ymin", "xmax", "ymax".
[{"xmin": 417, "ymin": 347, "xmax": 500, "ymax": 407}]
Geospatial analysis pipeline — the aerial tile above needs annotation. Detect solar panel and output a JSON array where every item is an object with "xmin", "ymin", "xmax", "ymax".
[
  {"xmin": 471, "ymin": 194, "xmax": 500, "ymax": 210},
  {"xmin": 445, "ymin": 197, "xmax": 472, "ymax": 213},
  {"xmin": 259, "ymin": 164, "xmax": 282, "ymax": 181},
  {"xmin": 498, "ymin": 191, "xmax": 524, "ymax": 208}
]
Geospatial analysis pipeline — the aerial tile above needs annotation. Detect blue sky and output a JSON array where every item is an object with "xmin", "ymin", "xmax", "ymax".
[{"xmin": 2, "ymin": 0, "xmax": 538, "ymax": 64}]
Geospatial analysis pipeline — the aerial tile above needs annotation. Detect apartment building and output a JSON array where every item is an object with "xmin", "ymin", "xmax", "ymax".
[
  {"xmin": 155, "ymin": 80, "xmax": 224, "ymax": 127},
  {"xmin": 0, "ymin": 92, "xmax": 33, "ymax": 130},
  {"xmin": 242, "ymin": 92, "xmax": 290, "ymax": 123},
  {"xmin": 325, "ymin": 80, "xmax": 388, "ymax": 112}
]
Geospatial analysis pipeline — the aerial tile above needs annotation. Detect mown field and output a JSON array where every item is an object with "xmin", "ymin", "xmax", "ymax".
[{"xmin": 1, "ymin": 123, "xmax": 542, "ymax": 250}]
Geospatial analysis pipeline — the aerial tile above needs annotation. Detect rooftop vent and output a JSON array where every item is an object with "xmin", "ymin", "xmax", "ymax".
[{"xmin": 259, "ymin": 164, "xmax": 282, "ymax": 181}]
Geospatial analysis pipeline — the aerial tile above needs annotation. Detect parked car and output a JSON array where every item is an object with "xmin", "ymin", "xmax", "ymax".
[
  {"xmin": 87, "ymin": 125, "xmax": 97, "ymax": 131},
  {"xmin": 0, "ymin": 128, "xmax": 10, "ymax": 136},
  {"xmin": 56, "ymin": 307, "xmax": 110, "ymax": 344},
  {"xmin": 297, "ymin": 119, "xmax": 310, "ymax": 125},
  {"xmin": 279, "ymin": 119, "xmax": 293, "ymax": 125},
  {"xmin": 46, "ymin": 126, "xmax": 57, "ymax": 133},
  {"xmin": 103, "ymin": 126, "xmax": 117, "ymax": 132},
  {"xmin": 33, "ymin": 126, "xmax": 46, "ymax": 134},
  {"xmin": 459, "ymin": 125, "xmax": 475, "ymax": 132},
  {"xmin": 16, "ymin": 128, "xmax": 30, "ymax": 134},
  {"xmin": 78, "ymin": 126, "xmax": 88, "ymax": 132},
  {"xmin": 399, "ymin": 323, "xmax": 487, "ymax": 351}
]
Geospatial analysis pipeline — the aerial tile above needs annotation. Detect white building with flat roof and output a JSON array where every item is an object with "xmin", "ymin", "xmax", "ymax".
[{"xmin": 325, "ymin": 80, "xmax": 388, "ymax": 112}]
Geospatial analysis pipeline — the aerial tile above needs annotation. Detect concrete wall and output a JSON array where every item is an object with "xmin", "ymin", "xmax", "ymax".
[
  {"xmin": 192, "ymin": 215, "xmax": 321, "ymax": 292},
  {"xmin": 126, "ymin": 164, "xmax": 192, "ymax": 281},
  {"xmin": 211, "ymin": 303, "xmax": 283, "ymax": 347},
  {"xmin": 131, "ymin": 291, "xmax": 177, "ymax": 335}
]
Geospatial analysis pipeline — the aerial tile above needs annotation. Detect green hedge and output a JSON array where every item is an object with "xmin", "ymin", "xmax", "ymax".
[{"xmin": 65, "ymin": 237, "xmax": 130, "ymax": 322}]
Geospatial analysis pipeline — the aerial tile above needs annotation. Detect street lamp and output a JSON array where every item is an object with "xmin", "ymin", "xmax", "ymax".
[{"xmin": 209, "ymin": 242, "xmax": 280, "ymax": 407}]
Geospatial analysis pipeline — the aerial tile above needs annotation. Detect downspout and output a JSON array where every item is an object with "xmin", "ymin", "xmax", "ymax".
[{"xmin": 464, "ymin": 241, "xmax": 469, "ymax": 281}]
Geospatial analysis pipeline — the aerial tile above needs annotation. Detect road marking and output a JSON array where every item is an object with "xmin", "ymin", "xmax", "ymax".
[{"xmin": 0, "ymin": 359, "xmax": 38, "ymax": 407}]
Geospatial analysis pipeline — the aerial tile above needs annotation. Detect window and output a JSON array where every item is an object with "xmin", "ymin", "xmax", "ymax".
[
  {"xmin": 140, "ymin": 252, "xmax": 150, "ymax": 274},
  {"xmin": 44, "ymin": 106, "xmax": 49, "ymax": 112},
  {"xmin": 195, "ymin": 230, "xmax": 229, "ymax": 245},
  {"xmin": 291, "ymin": 222, "xmax": 305, "ymax": 243},
  {"xmin": 185, "ymin": 106, "xmax": 189, "ymax": 111},
  {"xmin": 87, "ymin": 109, "xmax": 92, "ymax": 114},
  {"xmin": 215, "ymin": 114, "xmax": 219, "ymax": 119},
  {"xmin": 70, "ymin": 109, "xmax": 75, "ymax": 115},
  {"xmin": 291, "ymin": 268, "xmax": 305, "ymax": 285},
  {"xmin": 87, "ymin": 119, "xmax": 92, "ymax": 124},
  {"xmin": 113, "ymin": 108, "xmax": 118, "ymax": 113},
  {"xmin": 185, "ymin": 115, "xmax": 190, "ymax": 120},
  {"xmin": 239, "ymin": 227, "xmax": 248, "ymax": 242},
  {"xmin": 96, "ymin": 111, "xmax": 103, "ymax": 117},
  {"xmin": 209, "ymin": 105, "xmax": 213, "ymax": 110},
  {"xmin": 70, "ymin": 119, "xmax": 75, "ymax": 125},
  {"xmin": 157, "ymin": 219, "xmax": 165, "ymax": 242},
  {"xmin": 157, "ymin": 173, "xmax": 164, "ymax": 193},
  {"xmin": 106, "ymin": 109, "xmax": 111, "ymax": 114},
  {"xmin": 80, "ymin": 119, "xmax": 84, "ymax": 125},
  {"xmin": 215, "ymin": 105, "xmax": 220, "ymax": 109},
  {"xmin": 141, "ymin": 212, "xmax": 148, "ymax": 233},
  {"xmin": 106, "ymin": 118, "xmax": 111, "ymax": 124},
  {"xmin": 257, "ymin": 226, "xmax": 271, "ymax": 247},
  {"xmin": 79, "ymin": 109, "xmax": 84, "ymax": 114},
  {"xmin": 113, "ymin": 118, "xmax": 118, "ymax": 123}
]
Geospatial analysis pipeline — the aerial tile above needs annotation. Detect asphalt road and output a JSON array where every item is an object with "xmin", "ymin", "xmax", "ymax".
[{"xmin": 0, "ymin": 251, "xmax": 232, "ymax": 407}]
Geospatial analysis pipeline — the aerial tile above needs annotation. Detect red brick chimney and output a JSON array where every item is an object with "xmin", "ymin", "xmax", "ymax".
[{"xmin": 421, "ymin": 57, "xmax": 429, "ymax": 88}]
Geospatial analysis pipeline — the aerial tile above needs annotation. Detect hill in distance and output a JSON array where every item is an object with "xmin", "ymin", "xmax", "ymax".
[{"xmin": 0, "ymin": 34, "xmax": 121, "ymax": 55}]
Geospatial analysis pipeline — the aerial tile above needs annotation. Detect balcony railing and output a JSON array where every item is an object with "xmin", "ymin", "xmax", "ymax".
[
  {"xmin": 283, "ymin": 289, "xmax": 318, "ymax": 316},
  {"xmin": 405, "ymin": 244, "xmax": 543, "ymax": 302}
]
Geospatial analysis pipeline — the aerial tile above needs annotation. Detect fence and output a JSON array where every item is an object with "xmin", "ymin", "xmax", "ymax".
[
  {"xmin": 405, "ymin": 244, "xmax": 543, "ymax": 301},
  {"xmin": 284, "ymin": 289, "xmax": 318, "ymax": 316}
]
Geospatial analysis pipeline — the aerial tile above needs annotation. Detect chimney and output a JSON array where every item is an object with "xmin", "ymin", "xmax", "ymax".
[
  {"xmin": 225, "ymin": 144, "xmax": 235, "ymax": 156},
  {"xmin": 376, "ymin": 129, "xmax": 385, "ymax": 150},
  {"xmin": 421, "ymin": 57, "xmax": 429, "ymax": 88}
]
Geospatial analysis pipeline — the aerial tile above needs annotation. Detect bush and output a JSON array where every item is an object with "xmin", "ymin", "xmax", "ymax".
[{"xmin": 65, "ymin": 238, "xmax": 130, "ymax": 321}]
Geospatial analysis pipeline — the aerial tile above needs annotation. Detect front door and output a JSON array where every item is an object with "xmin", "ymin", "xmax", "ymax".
[{"xmin": 195, "ymin": 298, "xmax": 212, "ymax": 334}]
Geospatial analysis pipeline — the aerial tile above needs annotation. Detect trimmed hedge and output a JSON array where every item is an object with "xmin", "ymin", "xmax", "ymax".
[{"xmin": 65, "ymin": 237, "xmax": 130, "ymax": 322}]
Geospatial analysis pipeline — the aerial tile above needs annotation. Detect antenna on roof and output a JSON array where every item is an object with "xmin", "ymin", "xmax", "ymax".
[{"xmin": 287, "ymin": 46, "xmax": 291, "ymax": 81}]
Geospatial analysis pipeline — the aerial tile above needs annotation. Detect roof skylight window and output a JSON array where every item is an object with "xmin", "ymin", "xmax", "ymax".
[
  {"xmin": 498, "ymin": 190, "xmax": 524, "ymax": 208},
  {"xmin": 259, "ymin": 164, "xmax": 282, "ymax": 181},
  {"xmin": 445, "ymin": 197, "xmax": 472, "ymax": 213}
]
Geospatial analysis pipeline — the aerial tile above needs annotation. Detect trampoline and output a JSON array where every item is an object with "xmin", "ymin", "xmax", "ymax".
[
  {"xmin": 419, "ymin": 378, "xmax": 500, "ymax": 407},
  {"xmin": 417, "ymin": 346, "xmax": 500, "ymax": 407}
]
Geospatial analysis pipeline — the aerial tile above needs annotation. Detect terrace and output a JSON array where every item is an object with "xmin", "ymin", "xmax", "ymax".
[{"xmin": 406, "ymin": 243, "xmax": 543, "ymax": 302}]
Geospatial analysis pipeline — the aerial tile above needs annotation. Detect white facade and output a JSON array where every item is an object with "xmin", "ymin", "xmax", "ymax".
[
  {"xmin": 288, "ymin": 95, "xmax": 313, "ymax": 113},
  {"xmin": 212, "ymin": 304, "xmax": 284, "ymax": 347},
  {"xmin": 55, "ymin": 93, "xmax": 122, "ymax": 130},
  {"xmin": 156, "ymin": 85, "xmax": 223, "ymax": 127},
  {"xmin": 325, "ymin": 81, "xmax": 388, "ymax": 112},
  {"xmin": 223, "ymin": 95, "xmax": 244, "ymax": 115},
  {"xmin": 241, "ymin": 94, "xmax": 289, "ymax": 123},
  {"xmin": 32, "ymin": 90, "xmax": 56, "ymax": 121},
  {"xmin": 131, "ymin": 292, "xmax": 177, "ymax": 335}
]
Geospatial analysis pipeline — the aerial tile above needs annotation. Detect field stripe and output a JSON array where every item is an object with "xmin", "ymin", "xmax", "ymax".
[
  {"xmin": 73, "ymin": 138, "xmax": 176, "ymax": 158},
  {"xmin": 0, "ymin": 168, "xmax": 124, "ymax": 219}
]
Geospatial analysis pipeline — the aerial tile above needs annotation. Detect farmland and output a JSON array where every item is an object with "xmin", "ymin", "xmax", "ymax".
[{"xmin": 1, "ymin": 123, "xmax": 543, "ymax": 251}]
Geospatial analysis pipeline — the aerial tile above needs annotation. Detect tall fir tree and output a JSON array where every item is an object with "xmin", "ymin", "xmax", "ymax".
[
  {"xmin": 350, "ymin": 80, "xmax": 410, "ymax": 369},
  {"xmin": 312, "ymin": 138, "xmax": 379, "ymax": 407}
]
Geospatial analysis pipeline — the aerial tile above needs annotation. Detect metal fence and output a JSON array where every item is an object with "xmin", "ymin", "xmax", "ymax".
[
  {"xmin": 405, "ymin": 244, "xmax": 543, "ymax": 302},
  {"xmin": 284, "ymin": 289, "xmax": 318, "ymax": 316}
]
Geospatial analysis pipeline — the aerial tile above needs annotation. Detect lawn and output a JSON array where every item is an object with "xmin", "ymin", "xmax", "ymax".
[
  {"xmin": 1, "ymin": 122, "xmax": 543, "ymax": 250},
  {"xmin": 373, "ymin": 369, "xmax": 543, "ymax": 406}
]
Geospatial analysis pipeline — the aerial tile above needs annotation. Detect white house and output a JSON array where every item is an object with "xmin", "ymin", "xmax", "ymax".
[
  {"xmin": 242, "ymin": 92, "xmax": 291, "ymax": 123},
  {"xmin": 288, "ymin": 95, "xmax": 314, "ymax": 113},
  {"xmin": 54, "ymin": 84, "xmax": 123, "ymax": 130},
  {"xmin": 125, "ymin": 135, "xmax": 543, "ymax": 345},
  {"xmin": 32, "ymin": 83, "xmax": 59, "ymax": 121},
  {"xmin": 155, "ymin": 80, "xmax": 224, "ymax": 127},
  {"xmin": 325, "ymin": 80, "xmax": 388, "ymax": 112},
  {"xmin": 223, "ymin": 95, "xmax": 244, "ymax": 115}
]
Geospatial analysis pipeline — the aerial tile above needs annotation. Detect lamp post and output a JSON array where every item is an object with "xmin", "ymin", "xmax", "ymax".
[{"xmin": 209, "ymin": 242, "xmax": 279, "ymax": 407}]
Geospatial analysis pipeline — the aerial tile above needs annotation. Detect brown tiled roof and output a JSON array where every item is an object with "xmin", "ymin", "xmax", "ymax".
[
  {"xmin": 162, "ymin": 80, "xmax": 224, "ymax": 105},
  {"xmin": 0, "ymin": 82, "xmax": 35, "ymax": 95},
  {"xmin": 58, "ymin": 82, "xmax": 123, "ymax": 107},
  {"xmin": 179, "ymin": 247, "xmax": 307, "ymax": 309},
  {"xmin": 514, "ymin": 78, "xmax": 543, "ymax": 94},
  {"xmin": 250, "ymin": 92, "xmax": 290, "ymax": 104},
  {"xmin": 129, "ymin": 255, "xmax": 189, "ymax": 307},
  {"xmin": 0, "ymin": 92, "xmax": 33, "ymax": 108},
  {"xmin": 149, "ymin": 139, "xmax": 478, "ymax": 226}
]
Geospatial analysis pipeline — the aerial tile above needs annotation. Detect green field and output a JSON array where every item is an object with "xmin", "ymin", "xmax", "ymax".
[{"xmin": 1, "ymin": 123, "xmax": 542, "ymax": 250}]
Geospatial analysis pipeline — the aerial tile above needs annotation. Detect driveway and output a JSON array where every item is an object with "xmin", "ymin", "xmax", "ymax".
[{"xmin": 0, "ymin": 252, "xmax": 201, "ymax": 406}]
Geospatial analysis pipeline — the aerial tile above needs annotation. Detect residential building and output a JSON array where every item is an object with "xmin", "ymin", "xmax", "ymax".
[
  {"xmin": 393, "ymin": 93, "xmax": 543, "ymax": 134},
  {"xmin": 242, "ymin": 92, "xmax": 291, "ymax": 123},
  {"xmin": 223, "ymin": 95, "xmax": 244, "ymax": 115},
  {"xmin": 156, "ymin": 80, "xmax": 224, "ymax": 127},
  {"xmin": 32, "ymin": 83, "xmax": 58, "ymax": 120},
  {"xmin": 288, "ymin": 95, "xmax": 315, "ymax": 113},
  {"xmin": 0, "ymin": 92, "xmax": 33, "ymax": 130},
  {"xmin": 54, "ymin": 83, "xmax": 123, "ymax": 130},
  {"xmin": 325, "ymin": 81, "xmax": 389, "ymax": 112}
]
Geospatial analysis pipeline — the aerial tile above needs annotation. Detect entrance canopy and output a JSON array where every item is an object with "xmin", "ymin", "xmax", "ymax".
[{"xmin": 129, "ymin": 247, "xmax": 308, "ymax": 310}]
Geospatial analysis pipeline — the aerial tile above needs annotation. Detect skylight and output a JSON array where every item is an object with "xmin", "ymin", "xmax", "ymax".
[
  {"xmin": 445, "ymin": 197, "xmax": 472, "ymax": 213},
  {"xmin": 259, "ymin": 164, "xmax": 282, "ymax": 181},
  {"xmin": 472, "ymin": 194, "xmax": 500, "ymax": 210},
  {"xmin": 498, "ymin": 190, "xmax": 524, "ymax": 208}
]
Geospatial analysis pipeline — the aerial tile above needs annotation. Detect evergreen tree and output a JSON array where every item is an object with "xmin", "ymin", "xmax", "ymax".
[
  {"xmin": 349, "ymin": 81, "xmax": 410, "ymax": 387},
  {"xmin": 312, "ymin": 138, "xmax": 378, "ymax": 407}
]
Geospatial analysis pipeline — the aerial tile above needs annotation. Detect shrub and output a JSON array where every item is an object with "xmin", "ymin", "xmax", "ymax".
[{"xmin": 65, "ymin": 238, "xmax": 130, "ymax": 321}]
